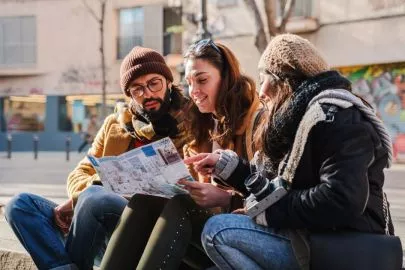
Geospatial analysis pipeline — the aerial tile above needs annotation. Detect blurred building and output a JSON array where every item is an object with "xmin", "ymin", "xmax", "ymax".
[
  {"xmin": 2, "ymin": 0, "xmax": 405, "ymax": 157},
  {"xmin": 182, "ymin": 0, "xmax": 405, "ymax": 161},
  {"xmin": 0, "ymin": 0, "xmax": 182, "ymax": 151}
]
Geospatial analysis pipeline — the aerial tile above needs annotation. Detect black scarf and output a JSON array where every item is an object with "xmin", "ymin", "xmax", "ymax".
[{"xmin": 263, "ymin": 70, "xmax": 352, "ymax": 174}]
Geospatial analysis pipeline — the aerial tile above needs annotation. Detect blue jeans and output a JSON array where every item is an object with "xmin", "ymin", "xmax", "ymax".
[
  {"xmin": 5, "ymin": 185, "xmax": 127, "ymax": 270},
  {"xmin": 201, "ymin": 214, "xmax": 300, "ymax": 270}
]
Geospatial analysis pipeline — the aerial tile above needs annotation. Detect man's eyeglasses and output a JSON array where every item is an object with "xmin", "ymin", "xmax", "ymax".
[
  {"xmin": 193, "ymin": 39, "xmax": 222, "ymax": 56},
  {"xmin": 128, "ymin": 78, "xmax": 164, "ymax": 98}
]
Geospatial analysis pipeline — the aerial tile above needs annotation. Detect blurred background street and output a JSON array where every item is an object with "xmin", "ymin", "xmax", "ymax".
[{"xmin": 1, "ymin": 0, "xmax": 405, "ymax": 156}]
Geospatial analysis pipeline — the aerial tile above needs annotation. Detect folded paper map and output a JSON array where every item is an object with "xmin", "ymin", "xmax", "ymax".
[{"xmin": 88, "ymin": 137, "xmax": 194, "ymax": 198}]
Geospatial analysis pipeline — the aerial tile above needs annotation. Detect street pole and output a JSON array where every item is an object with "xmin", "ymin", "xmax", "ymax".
[
  {"xmin": 178, "ymin": 0, "xmax": 213, "ymax": 93},
  {"xmin": 7, "ymin": 134, "xmax": 12, "ymax": 159},
  {"xmin": 33, "ymin": 134, "xmax": 39, "ymax": 160},
  {"xmin": 66, "ymin": 135, "xmax": 71, "ymax": 161},
  {"xmin": 194, "ymin": 0, "xmax": 212, "ymax": 42}
]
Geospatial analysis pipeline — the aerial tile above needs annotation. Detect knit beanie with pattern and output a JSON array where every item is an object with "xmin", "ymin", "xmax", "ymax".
[
  {"xmin": 259, "ymin": 34, "xmax": 329, "ymax": 89},
  {"xmin": 120, "ymin": 46, "xmax": 174, "ymax": 96}
]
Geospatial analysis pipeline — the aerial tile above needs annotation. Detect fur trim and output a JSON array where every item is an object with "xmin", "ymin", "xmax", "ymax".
[
  {"xmin": 281, "ymin": 102, "xmax": 325, "ymax": 182},
  {"xmin": 311, "ymin": 89, "xmax": 393, "ymax": 167},
  {"xmin": 115, "ymin": 102, "xmax": 133, "ymax": 131},
  {"xmin": 280, "ymin": 88, "xmax": 393, "ymax": 182},
  {"xmin": 315, "ymin": 98, "xmax": 352, "ymax": 109}
]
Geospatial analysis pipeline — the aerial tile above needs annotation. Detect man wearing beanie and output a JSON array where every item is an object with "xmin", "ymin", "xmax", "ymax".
[{"xmin": 5, "ymin": 46, "xmax": 194, "ymax": 270}]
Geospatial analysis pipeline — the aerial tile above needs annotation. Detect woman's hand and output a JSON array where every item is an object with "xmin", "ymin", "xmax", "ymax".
[
  {"xmin": 232, "ymin": 207, "xmax": 247, "ymax": 215},
  {"xmin": 184, "ymin": 153, "xmax": 220, "ymax": 177},
  {"xmin": 178, "ymin": 179, "xmax": 231, "ymax": 208}
]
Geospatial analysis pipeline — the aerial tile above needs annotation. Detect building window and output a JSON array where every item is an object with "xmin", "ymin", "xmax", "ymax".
[
  {"xmin": 0, "ymin": 16, "xmax": 36, "ymax": 67},
  {"xmin": 3, "ymin": 95, "xmax": 45, "ymax": 132},
  {"xmin": 277, "ymin": 0, "xmax": 312, "ymax": 18},
  {"xmin": 59, "ymin": 94, "xmax": 125, "ymax": 132},
  {"xmin": 163, "ymin": 7, "xmax": 182, "ymax": 56},
  {"xmin": 117, "ymin": 7, "xmax": 144, "ymax": 59},
  {"xmin": 293, "ymin": 0, "xmax": 312, "ymax": 17}
]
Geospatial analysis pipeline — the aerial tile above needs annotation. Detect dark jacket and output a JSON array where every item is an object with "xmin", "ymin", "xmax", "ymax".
[{"xmin": 227, "ymin": 104, "xmax": 392, "ymax": 234}]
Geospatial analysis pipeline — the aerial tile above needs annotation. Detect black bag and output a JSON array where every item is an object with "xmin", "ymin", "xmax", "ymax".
[{"xmin": 310, "ymin": 231, "xmax": 403, "ymax": 270}]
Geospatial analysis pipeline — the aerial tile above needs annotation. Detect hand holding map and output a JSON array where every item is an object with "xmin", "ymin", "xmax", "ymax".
[{"xmin": 88, "ymin": 137, "xmax": 194, "ymax": 198}]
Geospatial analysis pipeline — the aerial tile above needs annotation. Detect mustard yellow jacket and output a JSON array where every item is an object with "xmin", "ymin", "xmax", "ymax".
[{"xmin": 67, "ymin": 105, "xmax": 191, "ymax": 205}]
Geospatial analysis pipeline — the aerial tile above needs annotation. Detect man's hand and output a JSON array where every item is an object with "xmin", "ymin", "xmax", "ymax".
[
  {"xmin": 53, "ymin": 199, "xmax": 74, "ymax": 235},
  {"xmin": 177, "ymin": 180, "xmax": 231, "ymax": 208},
  {"xmin": 184, "ymin": 153, "xmax": 220, "ymax": 177},
  {"xmin": 232, "ymin": 207, "xmax": 247, "ymax": 215}
]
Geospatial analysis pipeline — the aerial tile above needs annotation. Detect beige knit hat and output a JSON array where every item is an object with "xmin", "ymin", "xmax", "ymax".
[
  {"xmin": 259, "ymin": 34, "xmax": 329, "ymax": 88},
  {"xmin": 120, "ymin": 46, "xmax": 173, "ymax": 96}
]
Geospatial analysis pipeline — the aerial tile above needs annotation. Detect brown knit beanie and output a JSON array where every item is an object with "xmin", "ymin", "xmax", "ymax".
[
  {"xmin": 259, "ymin": 34, "xmax": 329, "ymax": 88},
  {"xmin": 120, "ymin": 46, "xmax": 174, "ymax": 96}
]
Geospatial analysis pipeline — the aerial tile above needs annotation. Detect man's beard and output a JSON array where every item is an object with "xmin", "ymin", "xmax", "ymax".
[{"xmin": 134, "ymin": 89, "xmax": 171, "ymax": 122}]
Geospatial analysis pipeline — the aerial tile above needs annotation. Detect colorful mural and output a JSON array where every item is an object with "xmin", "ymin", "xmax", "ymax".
[{"xmin": 338, "ymin": 62, "xmax": 405, "ymax": 162}]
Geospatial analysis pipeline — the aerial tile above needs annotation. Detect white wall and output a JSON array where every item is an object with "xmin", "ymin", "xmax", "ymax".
[{"xmin": 0, "ymin": 0, "xmax": 167, "ymax": 96}]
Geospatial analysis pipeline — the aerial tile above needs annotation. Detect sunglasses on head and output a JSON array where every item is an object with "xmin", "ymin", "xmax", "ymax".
[{"xmin": 194, "ymin": 39, "xmax": 222, "ymax": 56}]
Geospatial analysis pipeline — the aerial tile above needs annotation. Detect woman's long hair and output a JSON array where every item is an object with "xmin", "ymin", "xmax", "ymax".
[
  {"xmin": 184, "ymin": 42, "xmax": 257, "ymax": 148},
  {"xmin": 253, "ymin": 81, "xmax": 293, "ymax": 152},
  {"xmin": 254, "ymin": 70, "xmax": 356, "ymax": 169}
]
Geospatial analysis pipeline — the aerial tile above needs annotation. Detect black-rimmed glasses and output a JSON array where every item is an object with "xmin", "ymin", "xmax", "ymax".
[{"xmin": 128, "ymin": 78, "xmax": 164, "ymax": 98}]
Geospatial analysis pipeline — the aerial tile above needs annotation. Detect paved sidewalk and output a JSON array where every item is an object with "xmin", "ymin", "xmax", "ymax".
[
  {"xmin": 0, "ymin": 152, "xmax": 404, "ymax": 269},
  {"xmin": 0, "ymin": 152, "xmax": 83, "ymax": 269},
  {"xmin": 0, "ymin": 152, "xmax": 82, "ymax": 205}
]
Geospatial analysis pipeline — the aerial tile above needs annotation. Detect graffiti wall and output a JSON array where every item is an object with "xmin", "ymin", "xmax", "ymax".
[{"xmin": 338, "ymin": 62, "xmax": 405, "ymax": 161}]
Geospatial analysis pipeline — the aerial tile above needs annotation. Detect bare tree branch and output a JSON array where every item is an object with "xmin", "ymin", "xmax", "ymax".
[
  {"xmin": 243, "ymin": 0, "xmax": 294, "ymax": 52},
  {"xmin": 279, "ymin": 0, "xmax": 295, "ymax": 32},
  {"xmin": 278, "ymin": 0, "xmax": 284, "ymax": 16},
  {"xmin": 82, "ymin": 0, "xmax": 101, "ymax": 22},
  {"xmin": 99, "ymin": 0, "xmax": 107, "ymax": 118},
  {"xmin": 82, "ymin": 0, "xmax": 107, "ymax": 118},
  {"xmin": 242, "ymin": 0, "xmax": 267, "ymax": 53},
  {"xmin": 263, "ymin": 0, "xmax": 279, "ymax": 37}
]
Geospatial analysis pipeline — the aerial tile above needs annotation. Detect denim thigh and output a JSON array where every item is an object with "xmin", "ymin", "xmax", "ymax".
[
  {"xmin": 5, "ymin": 193, "xmax": 70, "ymax": 269},
  {"xmin": 202, "ymin": 214, "xmax": 300, "ymax": 270}
]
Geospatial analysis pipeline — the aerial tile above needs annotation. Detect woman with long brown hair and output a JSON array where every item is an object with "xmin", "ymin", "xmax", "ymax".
[{"xmin": 99, "ymin": 39, "xmax": 262, "ymax": 269}]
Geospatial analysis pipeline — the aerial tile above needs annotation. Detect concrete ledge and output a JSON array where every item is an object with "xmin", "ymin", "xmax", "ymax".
[{"xmin": 0, "ymin": 249, "xmax": 37, "ymax": 270}]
